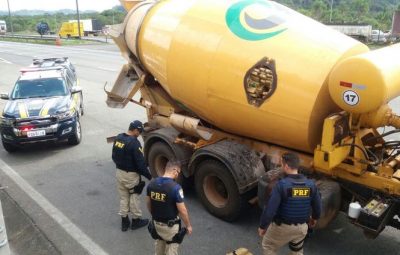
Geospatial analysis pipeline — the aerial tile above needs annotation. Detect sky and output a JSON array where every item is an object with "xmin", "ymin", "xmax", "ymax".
[{"xmin": 0, "ymin": 0, "xmax": 121, "ymax": 11}]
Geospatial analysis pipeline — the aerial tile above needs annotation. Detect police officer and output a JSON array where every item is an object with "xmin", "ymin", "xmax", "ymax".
[
  {"xmin": 146, "ymin": 161, "xmax": 192, "ymax": 255},
  {"xmin": 258, "ymin": 152, "xmax": 322, "ymax": 255},
  {"xmin": 112, "ymin": 120, "xmax": 152, "ymax": 232}
]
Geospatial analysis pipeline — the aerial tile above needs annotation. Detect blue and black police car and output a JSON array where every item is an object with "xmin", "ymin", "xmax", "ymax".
[{"xmin": 0, "ymin": 57, "xmax": 84, "ymax": 152}]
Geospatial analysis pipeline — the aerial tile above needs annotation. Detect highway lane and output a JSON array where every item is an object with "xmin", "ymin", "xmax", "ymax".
[{"xmin": 0, "ymin": 41, "xmax": 399, "ymax": 255}]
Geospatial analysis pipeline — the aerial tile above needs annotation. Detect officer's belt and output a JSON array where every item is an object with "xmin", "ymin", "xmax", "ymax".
[
  {"xmin": 154, "ymin": 218, "xmax": 180, "ymax": 227},
  {"xmin": 274, "ymin": 218, "xmax": 307, "ymax": 226},
  {"xmin": 117, "ymin": 168, "xmax": 137, "ymax": 173}
]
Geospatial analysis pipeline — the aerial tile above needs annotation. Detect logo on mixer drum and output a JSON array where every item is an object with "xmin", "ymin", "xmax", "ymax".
[{"xmin": 226, "ymin": 0, "xmax": 287, "ymax": 41}]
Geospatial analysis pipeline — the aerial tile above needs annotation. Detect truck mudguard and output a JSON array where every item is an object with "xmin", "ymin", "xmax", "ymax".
[{"xmin": 189, "ymin": 140, "xmax": 265, "ymax": 193}]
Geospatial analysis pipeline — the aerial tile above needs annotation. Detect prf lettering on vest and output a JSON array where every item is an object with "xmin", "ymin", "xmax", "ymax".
[
  {"xmin": 292, "ymin": 187, "xmax": 310, "ymax": 197},
  {"xmin": 151, "ymin": 191, "xmax": 167, "ymax": 202},
  {"xmin": 115, "ymin": 141, "xmax": 125, "ymax": 149}
]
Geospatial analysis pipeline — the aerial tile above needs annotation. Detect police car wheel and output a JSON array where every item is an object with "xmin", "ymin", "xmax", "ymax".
[
  {"xmin": 195, "ymin": 159, "xmax": 244, "ymax": 221},
  {"xmin": 68, "ymin": 119, "xmax": 82, "ymax": 145},
  {"xmin": 2, "ymin": 139, "xmax": 18, "ymax": 153}
]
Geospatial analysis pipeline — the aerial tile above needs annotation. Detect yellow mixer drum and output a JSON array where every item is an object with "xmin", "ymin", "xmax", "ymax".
[
  {"xmin": 329, "ymin": 43, "xmax": 400, "ymax": 114},
  {"xmin": 122, "ymin": 0, "xmax": 369, "ymax": 152}
]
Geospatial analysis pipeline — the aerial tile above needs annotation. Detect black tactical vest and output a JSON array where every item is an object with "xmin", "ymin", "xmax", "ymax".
[
  {"xmin": 148, "ymin": 178, "xmax": 179, "ymax": 221},
  {"xmin": 277, "ymin": 176, "xmax": 314, "ymax": 224},
  {"xmin": 112, "ymin": 133, "xmax": 135, "ymax": 172}
]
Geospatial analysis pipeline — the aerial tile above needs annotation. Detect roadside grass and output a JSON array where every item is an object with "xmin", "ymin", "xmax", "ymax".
[
  {"xmin": 0, "ymin": 36, "xmax": 100, "ymax": 46},
  {"xmin": 367, "ymin": 42, "xmax": 399, "ymax": 50}
]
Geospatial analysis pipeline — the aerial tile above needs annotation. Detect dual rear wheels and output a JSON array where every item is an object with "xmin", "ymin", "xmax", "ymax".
[{"xmin": 147, "ymin": 141, "xmax": 244, "ymax": 221}]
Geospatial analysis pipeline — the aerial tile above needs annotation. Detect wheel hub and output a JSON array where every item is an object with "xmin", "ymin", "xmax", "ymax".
[
  {"xmin": 155, "ymin": 155, "xmax": 168, "ymax": 176},
  {"xmin": 203, "ymin": 175, "xmax": 228, "ymax": 208}
]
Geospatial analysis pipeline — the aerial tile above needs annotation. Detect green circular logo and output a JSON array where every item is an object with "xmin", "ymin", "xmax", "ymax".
[{"xmin": 226, "ymin": 0, "xmax": 287, "ymax": 41}]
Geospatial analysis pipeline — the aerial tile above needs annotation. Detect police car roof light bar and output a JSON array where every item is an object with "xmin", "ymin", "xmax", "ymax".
[
  {"xmin": 32, "ymin": 57, "xmax": 68, "ymax": 65},
  {"xmin": 20, "ymin": 66, "xmax": 64, "ymax": 73}
]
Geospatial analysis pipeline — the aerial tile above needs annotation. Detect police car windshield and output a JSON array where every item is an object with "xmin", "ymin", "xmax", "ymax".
[{"xmin": 11, "ymin": 78, "xmax": 68, "ymax": 99}]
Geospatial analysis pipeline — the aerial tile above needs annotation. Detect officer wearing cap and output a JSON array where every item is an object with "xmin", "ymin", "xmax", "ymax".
[
  {"xmin": 146, "ymin": 161, "xmax": 192, "ymax": 255},
  {"xmin": 112, "ymin": 120, "xmax": 152, "ymax": 231},
  {"xmin": 258, "ymin": 152, "xmax": 322, "ymax": 255}
]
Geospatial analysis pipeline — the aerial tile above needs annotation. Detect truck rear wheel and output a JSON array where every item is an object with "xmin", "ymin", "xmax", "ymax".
[
  {"xmin": 147, "ymin": 142, "xmax": 176, "ymax": 177},
  {"xmin": 316, "ymin": 180, "xmax": 341, "ymax": 229},
  {"xmin": 195, "ymin": 159, "xmax": 244, "ymax": 221}
]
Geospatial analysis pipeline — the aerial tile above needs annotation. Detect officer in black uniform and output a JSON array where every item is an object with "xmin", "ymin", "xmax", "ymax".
[
  {"xmin": 146, "ymin": 161, "xmax": 192, "ymax": 255},
  {"xmin": 112, "ymin": 120, "xmax": 152, "ymax": 231},
  {"xmin": 258, "ymin": 152, "xmax": 322, "ymax": 255}
]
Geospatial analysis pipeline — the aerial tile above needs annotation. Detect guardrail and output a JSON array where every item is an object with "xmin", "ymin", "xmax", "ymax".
[
  {"xmin": 0, "ymin": 200, "xmax": 10, "ymax": 255},
  {"xmin": 0, "ymin": 34, "xmax": 56, "ymax": 41},
  {"xmin": 0, "ymin": 33, "xmax": 109, "ymax": 43}
]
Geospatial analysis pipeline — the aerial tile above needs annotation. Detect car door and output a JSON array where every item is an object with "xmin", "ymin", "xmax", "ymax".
[{"xmin": 65, "ymin": 71, "xmax": 82, "ymax": 115}]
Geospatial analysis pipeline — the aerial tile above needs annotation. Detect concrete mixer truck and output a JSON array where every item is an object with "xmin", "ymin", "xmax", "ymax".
[{"xmin": 105, "ymin": 0, "xmax": 400, "ymax": 238}]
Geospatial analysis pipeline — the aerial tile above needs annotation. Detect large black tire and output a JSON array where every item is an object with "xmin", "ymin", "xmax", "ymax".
[
  {"xmin": 1, "ymin": 140, "xmax": 18, "ymax": 153},
  {"xmin": 68, "ymin": 119, "xmax": 82, "ymax": 145},
  {"xmin": 195, "ymin": 159, "xmax": 245, "ymax": 221},
  {"xmin": 147, "ymin": 142, "xmax": 176, "ymax": 177},
  {"xmin": 316, "ymin": 180, "xmax": 341, "ymax": 229}
]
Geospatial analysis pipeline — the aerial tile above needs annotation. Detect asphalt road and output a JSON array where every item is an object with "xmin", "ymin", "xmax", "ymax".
[{"xmin": 0, "ymin": 41, "xmax": 399, "ymax": 255}]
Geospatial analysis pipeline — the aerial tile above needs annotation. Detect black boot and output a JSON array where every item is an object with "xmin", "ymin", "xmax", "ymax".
[
  {"xmin": 121, "ymin": 216, "xmax": 130, "ymax": 232},
  {"xmin": 131, "ymin": 218, "xmax": 149, "ymax": 230}
]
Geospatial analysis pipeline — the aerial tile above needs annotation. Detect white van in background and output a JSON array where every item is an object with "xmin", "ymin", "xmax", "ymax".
[
  {"xmin": 371, "ymin": 30, "xmax": 387, "ymax": 43},
  {"xmin": 0, "ymin": 20, "xmax": 6, "ymax": 35}
]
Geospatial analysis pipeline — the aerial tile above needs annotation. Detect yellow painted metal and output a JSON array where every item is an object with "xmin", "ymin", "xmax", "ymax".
[
  {"xmin": 360, "ymin": 104, "xmax": 400, "ymax": 129},
  {"xmin": 329, "ymin": 43, "xmax": 400, "ymax": 114},
  {"xmin": 331, "ymin": 165, "xmax": 400, "ymax": 196},
  {"xmin": 115, "ymin": 0, "xmax": 400, "ymax": 198},
  {"xmin": 314, "ymin": 113, "xmax": 400, "ymax": 195},
  {"xmin": 314, "ymin": 115, "xmax": 352, "ymax": 170},
  {"xmin": 123, "ymin": 0, "xmax": 369, "ymax": 153}
]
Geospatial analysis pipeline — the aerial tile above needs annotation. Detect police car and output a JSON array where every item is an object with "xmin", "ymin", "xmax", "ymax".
[{"xmin": 0, "ymin": 57, "xmax": 83, "ymax": 152}]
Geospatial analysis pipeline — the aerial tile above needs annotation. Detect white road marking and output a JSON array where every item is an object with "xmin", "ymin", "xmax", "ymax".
[
  {"xmin": 97, "ymin": 66, "xmax": 118, "ymax": 72},
  {"xmin": 0, "ymin": 58, "xmax": 12, "ymax": 64},
  {"xmin": 0, "ymin": 158, "xmax": 109, "ymax": 255}
]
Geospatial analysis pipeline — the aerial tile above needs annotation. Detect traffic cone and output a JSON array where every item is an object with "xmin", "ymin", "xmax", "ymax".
[{"xmin": 55, "ymin": 37, "xmax": 62, "ymax": 46}]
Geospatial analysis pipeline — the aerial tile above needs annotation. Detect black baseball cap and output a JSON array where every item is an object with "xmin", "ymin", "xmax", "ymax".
[{"xmin": 129, "ymin": 120, "xmax": 144, "ymax": 132}]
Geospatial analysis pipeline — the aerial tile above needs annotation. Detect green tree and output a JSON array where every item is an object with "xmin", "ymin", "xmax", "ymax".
[{"xmin": 311, "ymin": 0, "xmax": 328, "ymax": 20}]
